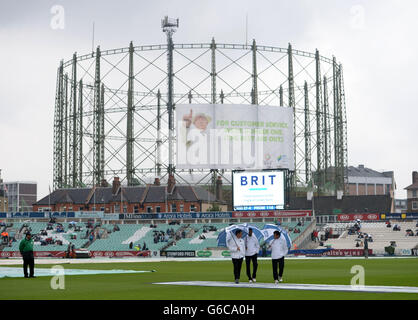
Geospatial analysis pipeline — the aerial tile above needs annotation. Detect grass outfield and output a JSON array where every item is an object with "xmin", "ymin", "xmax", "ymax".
[{"xmin": 0, "ymin": 258, "xmax": 417, "ymax": 300}]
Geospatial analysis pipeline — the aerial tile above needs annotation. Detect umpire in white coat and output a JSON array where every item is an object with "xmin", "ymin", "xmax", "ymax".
[
  {"xmin": 245, "ymin": 228, "xmax": 260, "ymax": 283},
  {"xmin": 268, "ymin": 230, "xmax": 289, "ymax": 284},
  {"xmin": 227, "ymin": 229, "xmax": 246, "ymax": 284}
]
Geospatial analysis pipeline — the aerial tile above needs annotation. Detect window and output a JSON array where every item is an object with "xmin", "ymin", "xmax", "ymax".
[
  {"xmin": 171, "ymin": 204, "xmax": 177, "ymax": 212},
  {"xmin": 156, "ymin": 206, "xmax": 161, "ymax": 213},
  {"xmin": 147, "ymin": 206, "xmax": 153, "ymax": 213},
  {"xmin": 123, "ymin": 206, "xmax": 127, "ymax": 213},
  {"xmin": 413, "ymin": 202, "xmax": 418, "ymax": 210},
  {"xmin": 100, "ymin": 207, "xmax": 104, "ymax": 212},
  {"xmin": 134, "ymin": 206, "xmax": 139, "ymax": 213},
  {"xmin": 413, "ymin": 190, "xmax": 417, "ymax": 198},
  {"xmin": 190, "ymin": 204, "xmax": 196, "ymax": 212},
  {"xmin": 180, "ymin": 204, "xmax": 184, "ymax": 212}
]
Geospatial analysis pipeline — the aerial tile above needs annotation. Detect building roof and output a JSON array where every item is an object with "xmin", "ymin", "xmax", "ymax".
[
  {"xmin": 322, "ymin": 166, "xmax": 393, "ymax": 180},
  {"xmin": 143, "ymin": 186, "xmax": 166, "ymax": 203},
  {"xmin": 34, "ymin": 184, "xmax": 217, "ymax": 206},
  {"xmin": 36, "ymin": 188, "xmax": 91, "ymax": 205},
  {"xmin": 405, "ymin": 182, "xmax": 418, "ymax": 190},
  {"xmin": 120, "ymin": 186, "xmax": 147, "ymax": 204},
  {"xmin": 193, "ymin": 186, "xmax": 217, "ymax": 202},
  {"xmin": 346, "ymin": 165, "xmax": 393, "ymax": 178}
]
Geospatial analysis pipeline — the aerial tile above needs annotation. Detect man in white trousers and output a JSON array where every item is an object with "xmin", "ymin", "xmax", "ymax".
[
  {"xmin": 245, "ymin": 228, "xmax": 260, "ymax": 283},
  {"xmin": 227, "ymin": 229, "xmax": 246, "ymax": 284},
  {"xmin": 269, "ymin": 230, "xmax": 289, "ymax": 284}
]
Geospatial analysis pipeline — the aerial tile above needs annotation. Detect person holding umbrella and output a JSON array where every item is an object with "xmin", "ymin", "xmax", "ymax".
[
  {"xmin": 19, "ymin": 232, "xmax": 35, "ymax": 278},
  {"xmin": 227, "ymin": 229, "xmax": 245, "ymax": 284},
  {"xmin": 268, "ymin": 230, "xmax": 289, "ymax": 284},
  {"xmin": 245, "ymin": 228, "xmax": 260, "ymax": 283}
]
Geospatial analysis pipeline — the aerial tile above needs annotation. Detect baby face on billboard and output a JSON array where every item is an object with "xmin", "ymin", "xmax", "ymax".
[{"xmin": 193, "ymin": 113, "xmax": 211, "ymax": 131}]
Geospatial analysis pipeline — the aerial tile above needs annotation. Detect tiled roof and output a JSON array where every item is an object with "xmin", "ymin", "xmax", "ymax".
[
  {"xmin": 347, "ymin": 166, "xmax": 391, "ymax": 178},
  {"xmin": 405, "ymin": 182, "xmax": 418, "ymax": 190},
  {"xmin": 144, "ymin": 186, "xmax": 166, "ymax": 203},
  {"xmin": 36, "ymin": 188, "xmax": 91, "ymax": 205},
  {"xmin": 193, "ymin": 186, "xmax": 217, "ymax": 202},
  {"xmin": 121, "ymin": 186, "xmax": 147, "ymax": 203}
]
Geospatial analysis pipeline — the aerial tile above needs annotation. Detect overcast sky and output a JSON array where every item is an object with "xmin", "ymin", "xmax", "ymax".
[{"xmin": 0, "ymin": 0, "xmax": 417, "ymax": 200}]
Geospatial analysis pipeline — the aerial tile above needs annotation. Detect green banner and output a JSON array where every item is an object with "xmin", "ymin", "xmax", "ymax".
[
  {"xmin": 197, "ymin": 250, "xmax": 212, "ymax": 257},
  {"xmin": 221, "ymin": 250, "xmax": 231, "ymax": 257}
]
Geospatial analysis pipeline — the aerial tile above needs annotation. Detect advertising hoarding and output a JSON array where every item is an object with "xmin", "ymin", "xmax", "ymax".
[{"xmin": 176, "ymin": 104, "xmax": 294, "ymax": 170}]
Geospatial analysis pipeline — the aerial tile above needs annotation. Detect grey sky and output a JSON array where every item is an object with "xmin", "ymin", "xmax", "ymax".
[{"xmin": 0, "ymin": 0, "xmax": 417, "ymax": 200}]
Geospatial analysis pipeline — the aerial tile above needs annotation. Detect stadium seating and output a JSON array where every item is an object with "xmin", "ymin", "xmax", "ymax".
[
  {"xmin": 88, "ymin": 224, "xmax": 141, "ymax": 251},
  {"xmin": 166, "ymin": 222, "xmax": 308, "ymax": 252},
  {"xmin": 86, "ymin": 223, "xmax": 184, "ymax": 251},
  {"xmin": 2, "ymin": 221, "xmax": 89, "ymax": 252},
  {"xmin": 319, "ymin": 220, "xmax": 418, "ymax": 252},
  {"xmin": 0, "ymin": 220, "xmax": 312, "ymax": 253}
]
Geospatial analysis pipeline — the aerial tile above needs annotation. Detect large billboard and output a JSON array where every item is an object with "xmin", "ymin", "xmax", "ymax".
[
  {"xmin": 232, "ymin": 170, "xmax": 285, "ymax": 211},
  {"xmin": 176, "ymin": 104, "xmax": 294, "ymax": 170}
]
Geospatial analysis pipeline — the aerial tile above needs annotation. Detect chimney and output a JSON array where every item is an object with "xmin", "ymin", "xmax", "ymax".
[
  {"xmin": 358, "ymin": 164, "xmax": 365, "ymax": 169},
  {"xmin": 413, "ymin": 171, "xmax": 418, "ymax": 184},
  {"xmin": 216, "ymin": 176, "xmax": 223, "ymax": 201},
  {"xmin": 167, "ymin": 174, "xmax": 176, "ymax": 194},
  {"xmin": 154, "ymin": 177, "xmax": 161, "ymax": 186},
  {"xmin": 112, "ymin": 177, "xmax": 121, "ymax": 195}
]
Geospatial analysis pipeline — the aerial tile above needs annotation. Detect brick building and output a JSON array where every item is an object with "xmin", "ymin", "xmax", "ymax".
[
  {"xmin": 33, "ymin": 176, "xmax": 227, "ymax": 214},
  {"xmin": 345, "ymin": 165, "xmax": 395, "ymax": 212},
  {"xmin": 346, "ymin": 165, "xmax": 395, "ymax": 197},
  {"xmin": 405, "ymin": 171, "xmax": 418, "ymax": 213}
]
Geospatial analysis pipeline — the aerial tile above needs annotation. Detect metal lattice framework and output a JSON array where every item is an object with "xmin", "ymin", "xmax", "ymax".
[{"xmin": 53, "ymin": 37, "xmax": 348, "ymax": 195}]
